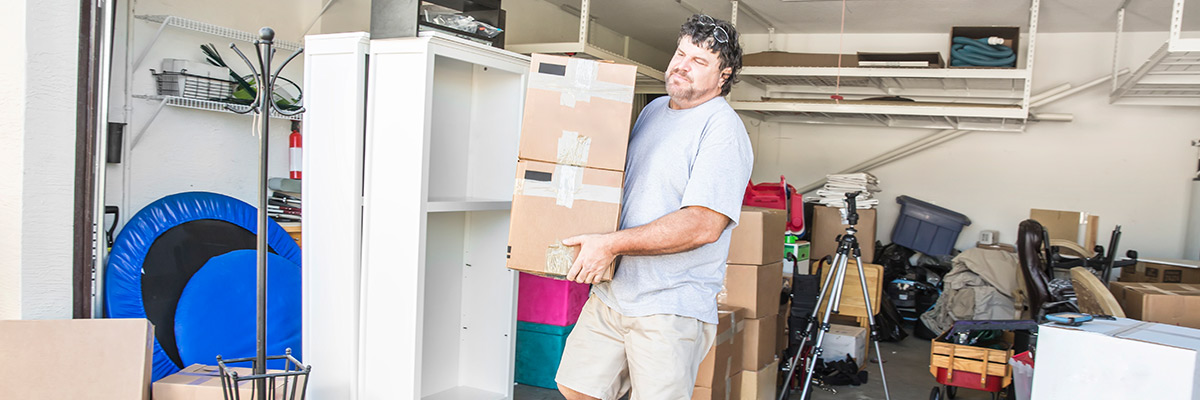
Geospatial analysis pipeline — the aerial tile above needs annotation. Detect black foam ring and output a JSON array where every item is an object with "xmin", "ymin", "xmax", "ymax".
[{"xmin": 141, "ymin": 219, "xmax": 279, "ymax": 368}]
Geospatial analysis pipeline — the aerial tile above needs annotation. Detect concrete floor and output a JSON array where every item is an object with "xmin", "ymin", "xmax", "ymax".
[{"xmin": 512, "ymin": 336, "xmax": 1003, "ymax": 400}]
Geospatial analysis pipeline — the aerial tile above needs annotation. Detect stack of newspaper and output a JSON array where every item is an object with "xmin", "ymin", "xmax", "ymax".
[{"xmin": 815, "ymin": 173, "xmax": 880, "ymax": 209}]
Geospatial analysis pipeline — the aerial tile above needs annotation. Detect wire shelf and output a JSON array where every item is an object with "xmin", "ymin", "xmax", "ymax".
[
  {"xmin": 134, "ymin": 94, "xmax": 302, "ymax": 121},
  {"xmin": 136, "ymin": 15, "xmax": 301, "ymax": 51}
]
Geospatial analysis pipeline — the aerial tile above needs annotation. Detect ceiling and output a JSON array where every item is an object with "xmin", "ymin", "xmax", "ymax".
[{"xmin": 542, "ymin": 0, "xmax": 1194, "ymax": 53}]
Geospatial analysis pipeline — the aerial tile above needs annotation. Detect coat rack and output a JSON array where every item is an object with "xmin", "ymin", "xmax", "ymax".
[{"xmin": 213, "ymin": 27, "xmax": 311, "ymax": 400}]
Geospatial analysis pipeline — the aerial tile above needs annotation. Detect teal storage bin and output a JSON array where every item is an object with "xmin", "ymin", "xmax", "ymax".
[{"xmin": 516, "ymin": 321, "xmax": 574, "ymax": 389}]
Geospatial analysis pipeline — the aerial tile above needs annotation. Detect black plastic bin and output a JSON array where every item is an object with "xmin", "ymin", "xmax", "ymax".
[{"xmin": 891, "ymin": 196, "xmax": 971, "ymax": 256}]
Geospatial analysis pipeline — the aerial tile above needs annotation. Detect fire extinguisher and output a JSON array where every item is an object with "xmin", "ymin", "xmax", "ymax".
[{"xmin": 289, "ymin": 121, "xmax": 302, "ymax": 180}]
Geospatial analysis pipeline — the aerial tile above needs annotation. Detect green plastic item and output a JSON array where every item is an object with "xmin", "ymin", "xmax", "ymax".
[
  {"xmin": 516, "ymin": 321, "xmax": 575, "ymax": 389},
  {"xmin": 785, "ymin": 238, "xmax": 810, "ymax": 261}
]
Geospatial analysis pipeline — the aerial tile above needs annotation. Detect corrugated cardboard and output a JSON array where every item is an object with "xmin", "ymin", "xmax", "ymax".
[
  {"xmin": 519, "ymin": 54, "xmax": 637, "ymax": 172},
  {"xmin": 1120, "ymin": 258, "xmax": 1200, "ymax": 284},
  {"xmin": 1029, "ymin": 209, "xmax": 1097, "ymax": 247},
  {"xmin": 720, "ymin": 262, "xmax": 785, "ymax": 319},
  {"xmin": 820, "ymin": 323, "xmax": 867, "ymax": 363},
  {"xmin": 728, "ymin": 371, "xmax": 743, "ymax": 400},
  {"xmin": 739, "ymin": 360, "xmax": 779, "ymax": 400},
  {"xmin": 728, "ymin": 207, "xmax": 787, "ymax": 265},
  {"xmin": 0, "ymin": 319, "xmax": 153, "ymax": 400},
  {"xmin": 507, "ymin": 160, "xmax": 623, "ymax": 279},
  {"xmin": 743, "ymin": 51, "xmax": 858, "ymax": 68},
  {"xmin": 740, "ymin": 315, "xmax": 778, "ymax": 371},
  {"xmin": 811, "ymin": 206, "xmax": 875, "ymax": 264},
  {"xmin": 692, "ymin": 386, "xmax": 717, "ymax": 400},
  {"xmin": 153, "ymin": 364, "xmax": 292, "ymax": 400},
  {"xmin": 949, "ymin": 27, "xmax": 1020, "ymax": 69},
  {"xmin": 697, "ymin": 307, "xmax": 744, "ymax": 399},
  {"xmin": 1110, "ymin": 282, "xmax": 1200, "ymax": 329},
  {"xmin": 727, "ymin": 306, "xmax": 745, "ymax": 379},
  {"xmin": 1032, "ymin": 318, "xmax": 1200, "ymax": 399}
]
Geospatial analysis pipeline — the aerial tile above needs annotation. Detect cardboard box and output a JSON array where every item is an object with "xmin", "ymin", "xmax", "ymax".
[
  {"xmin": 856, "ymin": 52, "xmax": 945, "ymax": 68},
  {"xmin": 743, "ymin": 51, "xmax": 858, "ymax": 68},
  {"xmin": 697, "ymin": 307, "xmax": 744, "ymax": 396},
  {"xmin": 1029, "ymin": 208, "xmax": 1098, "ymax": 249},
  {"xmin": 739, "ymin": 360, "xmax": 779, "ymax": 400},
  {"xmin": 727, "ymin": 306, "xmax": 746, "ymax": 379},
  {"xmin": 507, "ymin": 160, "xmax": 623, "ymax": 279},
  {"xmin": 1110, "ymin": 282, "xmax": 1200, "ymax": 329},
  {"xmin": 720, "ymin": 262, "xmax": 785, "ymax": 319},
  {"xmin": 820, "ymin": 323, "xmax": 867, "ymax": 363},
  {"xmin": 728, "ymin": 371, "xmax": 743, "ymax": 400},
  {"xmin": 741, "ymin": 315, "xmax": 778, "ymax": 371},
  {"xmin": 811, "ymin": 206, "xmax": 875, "ymax": 264},
  {"xmin": 154, "ymin": 364, "xmax": 293, "ymax": 400},
  {"xmin": 1031, "ymin": 318, "xmax": 1200, "ymax": 399},
  {"xmin": 519, "ymin": 54, "xmax": 637, "ymax": 172},
  {"xmin": 0, "ymin": 318, "xmax": 153, "ymax": 400},
  {"xmin": 728, "ymin": 207, "xmax": 787, "ymax": 265},
  {"xmin": 949, "ymin": 27, "xmax": 1020, "ymax": 69},
  {"xmin": 1120, "ymin": 258, "xmax": 1200, "ymax": 284},
  {"xmin": 691, "ymin": 386, "xmax": 718, "ymax": 400}
]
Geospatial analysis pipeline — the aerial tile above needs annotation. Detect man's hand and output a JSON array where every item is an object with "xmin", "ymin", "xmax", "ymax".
[{"xmin": 562, "ymin": 234, "xmax": 616, "ymax": 284}]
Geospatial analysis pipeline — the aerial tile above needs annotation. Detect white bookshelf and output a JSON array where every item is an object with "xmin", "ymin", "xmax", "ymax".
[
  {"xmin": 303, "ymin": 31, "xmax": 527, "ymax": 400},
  {"xmin": 362, "ymin": 32, "xmax": 527, "ymax": 400}
]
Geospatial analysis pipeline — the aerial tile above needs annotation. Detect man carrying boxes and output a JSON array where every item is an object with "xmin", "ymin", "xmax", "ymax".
[{"xmin": 516, "ymin": 14, "xmax": 752, "ymax": 400}]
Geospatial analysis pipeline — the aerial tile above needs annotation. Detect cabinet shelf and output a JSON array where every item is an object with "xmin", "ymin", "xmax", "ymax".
[
  {"xmin": 732, "ymin": 99, "xmax": 1027, "ymax": 132},
  {"xmin": 426, "ymin": 198, "xmax": 512, "ymax": 212},
  {"xmin": 422, "ymin": 386, "xmax": 507, "ymax": 400}
]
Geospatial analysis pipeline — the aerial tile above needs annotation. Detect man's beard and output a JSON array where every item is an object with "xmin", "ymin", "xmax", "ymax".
[{"xmin": 666, "ymin": 70, "xmax": 697, "ymax": 101}]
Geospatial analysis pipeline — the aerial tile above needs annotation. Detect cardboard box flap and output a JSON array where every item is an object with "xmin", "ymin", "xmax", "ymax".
[{"xmin": 529, "ymin": 55, "xmax": 635, "ymax": 107}]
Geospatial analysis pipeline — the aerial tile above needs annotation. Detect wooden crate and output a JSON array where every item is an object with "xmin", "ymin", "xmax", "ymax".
[
  {"xmin": 815, "ymin": 259, "xmax": 883, "ymax": 319},
  {"xmin": 929, "ymin": 333, "xmax": 1013, "ymax": 390}
]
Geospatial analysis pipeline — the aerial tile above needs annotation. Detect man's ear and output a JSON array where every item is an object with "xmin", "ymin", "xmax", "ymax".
[{"xmin": 720, "ymin": 67, "xmax": 732, "ymax": 83}]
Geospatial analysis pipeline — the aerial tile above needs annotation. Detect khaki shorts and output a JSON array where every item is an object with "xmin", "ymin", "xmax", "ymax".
[{"xmin": 555, "ymin": 296, "xmax": 717, "ymax": 400}]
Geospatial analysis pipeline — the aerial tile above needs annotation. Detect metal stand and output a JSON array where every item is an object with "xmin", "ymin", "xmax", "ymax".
[
  {"xmin": 778, "ymin": 192, "xmax": 890, "ymax": 400},
  {"xmin": 218, "ymin": 27, "xmax": 310, "ymax": 400}
]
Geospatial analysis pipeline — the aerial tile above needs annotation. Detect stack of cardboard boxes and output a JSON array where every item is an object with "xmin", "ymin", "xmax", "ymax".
[
  {"xmin": 506, "ymin": 53, "xmax": 636, "ymax": 280},
  {"xmin": 695, "ymin": 206, "xmax": 787, "ymax": 400},
  {"xmin": 506, "ymin": 54, "xmax": 637, "ymax": 390}
]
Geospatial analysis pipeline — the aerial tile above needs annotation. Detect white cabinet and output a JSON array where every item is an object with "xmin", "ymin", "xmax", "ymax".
[{"xmin": 303, "ymin": 31, "xmax": 528, "ymax": 400}]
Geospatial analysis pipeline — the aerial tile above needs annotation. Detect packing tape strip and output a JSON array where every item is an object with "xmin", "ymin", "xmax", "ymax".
[
  {"xmin": 517, "ymin": 165, "xmax": 621, "ymax": 208},
  {"xmin": 557, "ymin": 130, "xmax": 591, "ymax": 166},
  {"xmin": 528, "ymin": 58, "xmax": 635, "ymax": 108},
  {"xmin": 545, "ymin": 242, "xmax": 574, "ymax": 276}
]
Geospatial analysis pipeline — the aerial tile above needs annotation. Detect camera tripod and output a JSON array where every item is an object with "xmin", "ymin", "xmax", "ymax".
[{"xmin": 778, "ymin": 192, "xmax": 890, "ymax": 400}]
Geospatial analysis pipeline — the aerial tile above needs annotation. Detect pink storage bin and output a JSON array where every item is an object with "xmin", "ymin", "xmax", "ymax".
[{"xmin": 518, "ymin": 273, "xmax": 590, "ymax": 326}]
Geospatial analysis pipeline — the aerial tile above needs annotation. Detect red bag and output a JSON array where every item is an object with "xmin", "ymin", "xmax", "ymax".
[{"xmin": 743, "ymin": 176, "xmax": 805, "ymax": 234}]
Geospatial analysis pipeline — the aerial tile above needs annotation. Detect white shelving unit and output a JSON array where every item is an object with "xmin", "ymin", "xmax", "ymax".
[
  {"xmin": 305, "ymin": 31, "xmax": 527, "ymax": 400},
  {"xmin": 1111, "ymin": 0, "xmax": 1200, "ymax": 106},
  {"xmin": 732, "ymin": 0, "xmax": 1040, "ymax": 133},
  {"xmin": 301, "ymin": 32, "xmax": 370, "ymax": 400},
  {"xmin": 505, "ymin": 0, "xmax": 666, "ymax": 93}
]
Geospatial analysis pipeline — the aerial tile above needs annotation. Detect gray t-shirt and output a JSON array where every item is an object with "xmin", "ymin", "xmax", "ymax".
[{"xmin": 592, "ymin": 95, "xmax": 754, "ymax": 324}]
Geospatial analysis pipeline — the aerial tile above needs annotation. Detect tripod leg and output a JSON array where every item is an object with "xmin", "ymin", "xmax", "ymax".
[
  {"xmin": 798, "ymin": 251, "xmax": 851, "ymax": 400},
  {"xmin": 777, "ymin": 257, "xmax": 843, "ymax": 400},
  {"xmin": 830, "ymin": 251, "xmax": 850, "ymax": 315},
  {"xmin": 854, "ymin": 254, "xmax": 891, "ymax": 400}
]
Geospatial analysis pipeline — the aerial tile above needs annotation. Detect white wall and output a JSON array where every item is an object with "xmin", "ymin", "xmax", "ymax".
[
  {"xmin": 737, "ymin": 31, "xmax": 1200, "ymax": 260},
  {"xmin": 107, "ymin": 0, "xmax": 324, "ymax": 231},
  {"xmin": 0, "ymin": 0, "xmax": 29, "ymax": 319},
  {"xmin": 0, "ymin": 0, "xmax": 80, "ymax": 319}
]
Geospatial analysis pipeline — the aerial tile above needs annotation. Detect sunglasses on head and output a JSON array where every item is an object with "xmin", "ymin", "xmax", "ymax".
[{"xmin": 695, "ymin": 15, "xmax": 730, "ymax": 44}]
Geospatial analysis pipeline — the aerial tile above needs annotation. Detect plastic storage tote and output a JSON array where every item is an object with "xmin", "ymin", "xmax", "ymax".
[{"xmin": 891, "ymin": 196, "xmax": 971, "ymax": 256}]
